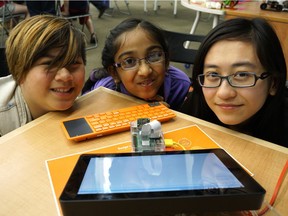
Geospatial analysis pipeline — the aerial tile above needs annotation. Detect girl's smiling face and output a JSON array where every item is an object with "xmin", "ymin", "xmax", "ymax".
[
  {"xmin": 20, "ymin": 48, "xmax": 85, "ymax": 119},
  {"xmin": 202, "ymin": 40, "xmax": 276, "ymax": 126},
  {"xmin": 112, "ymin": 28, "xmax": 166, "ymax": 100}
]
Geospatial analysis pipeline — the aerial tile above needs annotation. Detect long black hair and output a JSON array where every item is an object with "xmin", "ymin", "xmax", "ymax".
[{"xmin": 181, "ymin": 18, "xmax": 287, "ymax": 145}]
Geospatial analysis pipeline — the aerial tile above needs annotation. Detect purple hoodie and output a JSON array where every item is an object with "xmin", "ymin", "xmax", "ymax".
[{"xmin": 87, "ymin": 66, "xmax": 191, "ymax": 110}]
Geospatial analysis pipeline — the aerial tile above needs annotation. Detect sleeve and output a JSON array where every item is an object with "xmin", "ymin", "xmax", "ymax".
[
  {"xmin": 92, "ymin": 76, "xmax": 116, "ymax": 90},
  {"xmin": 82, "ymin": 68, "xmax": 116, "ymax": 95},
  {"xmin": 164, "ymin": 66, "xmax": 191, "ymax": 110}
]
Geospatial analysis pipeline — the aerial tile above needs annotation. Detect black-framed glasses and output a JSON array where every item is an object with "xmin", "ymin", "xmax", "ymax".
[
  {"xmin": 114, "ymin": 51, "xmax": 165, "ymax": 71},
  {"xmin": 197, "ymin": 72, "xmax": 270, "ymax": 88}
]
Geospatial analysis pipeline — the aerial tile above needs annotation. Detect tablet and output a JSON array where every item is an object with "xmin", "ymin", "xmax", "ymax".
[{"xmin": 59, "ymin": 149, "xmax": 265, "ymax": 216}]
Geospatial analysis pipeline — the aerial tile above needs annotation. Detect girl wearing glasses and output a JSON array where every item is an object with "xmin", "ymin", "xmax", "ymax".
[
  {"xmin": 82, "ymin": 18, "xmax": 191, "ymax": 110},
  {"xmin": 181, "ymin": 18, "xmax": 288, "ymax": 147}
]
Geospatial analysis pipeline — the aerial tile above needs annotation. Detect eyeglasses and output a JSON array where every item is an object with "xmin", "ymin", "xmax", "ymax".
[
  {"xmin": 114, "ymin": 51, "xmax": 165, "ymax": 71},
  {"xmin": 197, "ymin": 72, "xmax": 270, "ymax": 88}
]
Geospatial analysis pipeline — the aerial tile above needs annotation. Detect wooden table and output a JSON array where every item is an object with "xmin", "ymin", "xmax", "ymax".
[
  {"xmin": 0, "ymin": 87, "xmax": 287, "ymax": 216},
  {"xmin": 225, "ymin": 1, "xmax": 288, "ymax": 79}
]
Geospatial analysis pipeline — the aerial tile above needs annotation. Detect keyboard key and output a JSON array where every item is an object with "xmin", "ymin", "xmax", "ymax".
[{"xmin": 61, "ymin": 102, "xmax": 176, "ymax": 141}]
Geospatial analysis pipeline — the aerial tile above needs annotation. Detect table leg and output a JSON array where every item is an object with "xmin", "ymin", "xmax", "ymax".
[
  {"xmin": 190, "ymin": 11, "xmax": 200, "ymax": 34},
  {"xmin": 173, "ymin": 0, "xmax": 178, "ymax": 17},
  {"xmin": 212, "ymin": 14, "xmax": 219, "ymax": 28},
  {"xmin": 144, "ymin": 0, "xmax": 147, "ymax": 12},
  {"xmin": 154, "ymin": 0, "xmax": 158, "ymax": 12},
  {"xmin": 185, "ymin": 10, "xmax": 201, "ymax": 48}
]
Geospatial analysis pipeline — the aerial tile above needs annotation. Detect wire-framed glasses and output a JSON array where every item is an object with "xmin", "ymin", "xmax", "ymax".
[
  {"xmin": 197, "ymin": 72, "xmax": 270, "ymax": 88},
  {"xmin": 114, "ymin": 51, "xmax": 165, "ymax": 71}
]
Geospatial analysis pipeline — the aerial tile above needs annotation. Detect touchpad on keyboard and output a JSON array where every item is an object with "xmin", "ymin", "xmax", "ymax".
[{"xmin": 63, "ymin": 118, "xmax": 93, "ymax": 138}]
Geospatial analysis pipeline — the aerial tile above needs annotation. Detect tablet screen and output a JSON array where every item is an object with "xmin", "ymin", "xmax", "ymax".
[
  {"xmin": 78, "ymin": 153, "xmax": 243, "ymax": 194},
  {"xmin": 60, "ymin": 149, "xmax": 265, "ymax": 215}
]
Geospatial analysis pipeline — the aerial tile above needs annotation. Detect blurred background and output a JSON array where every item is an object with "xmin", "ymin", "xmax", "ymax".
[{"xmin": 84, "ymin": 0, "xmax": 215, "ymax": 80}]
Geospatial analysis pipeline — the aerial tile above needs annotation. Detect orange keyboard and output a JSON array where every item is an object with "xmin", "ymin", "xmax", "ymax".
[{"xmin": 61, "ymin": 102, "xmax": 176, "ymax": 141}]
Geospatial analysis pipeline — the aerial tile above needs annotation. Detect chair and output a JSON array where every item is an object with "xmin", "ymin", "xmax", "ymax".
[
  {"xmin": 162, "ymin": 29, "xmax": 205, "ymax": 67},
  {"xmin": 0, "ymin": 3, "xmax": 25, "ymax": 47},
  {"xmin": 144, "ymin": 0, "xmax": 178, "ymax": 17},
  {"xmin": 99, "ymin": 0, "xmax": 131, "ymax": 17},
  {"xmin": 0, "ymin": 47, "xmax": 9, "ymax": 77},
  {"xmin": 112, "ymin": 0, "xmax": 131, "ymax": 15},
  {"xmin": 57, "ymin": 0, "xmax": 97, "ymax": 50},
  {"xmin": 0, "ymin": 2, "xmax": 25, "ymax": 77},
  {"xmin": 181, "ymin": 0, "xmax": 224, "ymax": 48},
  {"xmin": 162, "ymin": 29, "xmax": 205, "ymax": 81},
  {"xmin": 162, "ymin": 29, "xmax": 206, "ymax": 89}
]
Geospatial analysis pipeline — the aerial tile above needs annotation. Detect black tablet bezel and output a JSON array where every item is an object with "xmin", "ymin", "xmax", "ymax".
[{"xmin": 59, "ymin": 149, "xmax": 266, "ymax": 216}]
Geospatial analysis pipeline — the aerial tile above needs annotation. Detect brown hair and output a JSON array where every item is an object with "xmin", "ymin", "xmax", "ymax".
[{"xmin": 6, "ymin": 15, "xmax": 86, "ymax": 84}]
